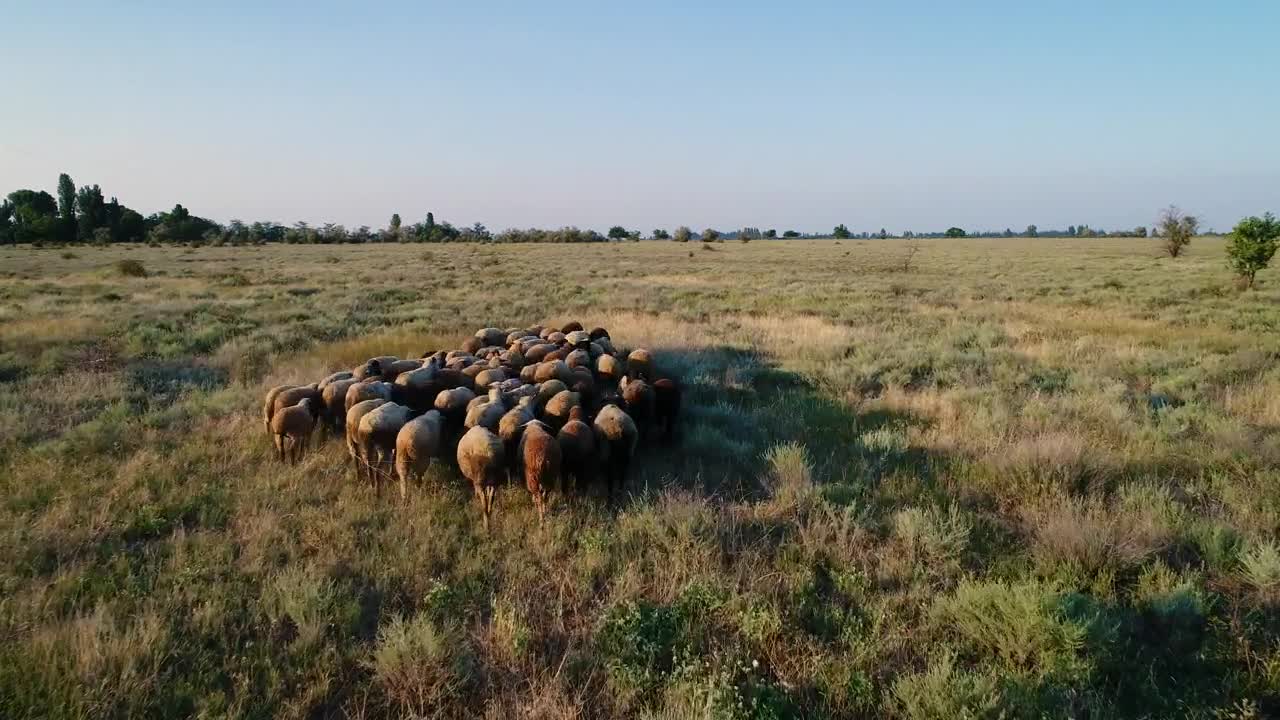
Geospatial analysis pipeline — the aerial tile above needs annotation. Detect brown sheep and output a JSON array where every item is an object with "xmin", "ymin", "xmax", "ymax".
[
  {"xmin": 457, "ymin": 425, "xmax": 506, "ymax": 530},
  {"xmin": 542, "ymin": 389, "xmax": 580, "ymax": 433},
  {"xmin": 474, "ymin": 367, "xmax": 507, "ymax": 388},
  {"xmin": 461, "ymin": 336, "xmax": 483, "ymax": 355},
  {"xmin": 268, "ymin": 384, "xmax": 322, "ymax": 435},
  {"xmin": 588, "ymin": 327, "xmax": 610, "ymax": 341},
  {"xmin": 476, "ymin": 327, "xmax": 508, "ymax": 348},
  {"xmin": 596, "ymin": 354, "xmax": 623, "ymax": 382},
  {"xmin": 519, "ymin": 420, "xmax": 561, "ymax": 523},
  {"xmin": 520, "ymin": 364, "xmax": 539, "ymax": 384},
  {"xmin": 383, "ymin": 358, "xmax": 422, "ymax": 380},
  {"xmin": 620, "ymin": 376, "xmax": 656, "ymax": 438},
  {"xmin": 270, "ymin": 397, "xmax": 323, "ymax": 464},
  {"xmin": 565, "ymin": 348, "xmax": 591, "ymax": 370},
  {"xmin": 524, "ymin": 343, "xmax": 555, "ymax": 364},
  {"xmin": 394, "ymin": 409, "xmax": 444, "ymax": 501},
  {"xmin": 318, "ymin": 370, "xmax": 354, "ymax": 390},
  {"xmin": 627, "ymin": 348, "xmax": 654, "ymax": 381},
  {"xmin": 534, "ymin": 360, "xmax": 573, "ymax": 385},
  {"xmin": 356, "ymin": 402, "xmax": 414, "ymax": 495},
  {"xmin": 263, "ymin": 384, "xmax": 298, "ymax": 433},
  {"xmin": 321, "ymin": 377, "xmax": 360, "ymax": 438},
  {"xmin": 560, "ymin": 321, "xmax": 584, "ymax": 334},
  {"xmin": 653, "ymin": 378, "xmax": 682, "ymax": 441},
  {"xmin": 557, "ymin": 406, "xmax": 596, "ymax": 496},
  {"xmin": 345, "ymin": 398, "xmax": 388, "ymax": 482},
  {"xmin": 593, "ymin": 403, "xmax": 638, "ymax": 504},
  {"xmin": 345, "ymin": 380, "xmax": 394, "ymax": 411}
]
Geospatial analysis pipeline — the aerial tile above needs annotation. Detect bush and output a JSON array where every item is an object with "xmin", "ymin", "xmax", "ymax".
[
  {"xmin": 1157, "ymin": 205, "xmax": 1198, "ymax": 258},
  {"xmin": 1225, "ymin": 212, "xmax": 1280, "ymax": 288},
  {"xmin": 892, "ymin": 651, "xmax": 999, "ymax": 720},
  {"xmin": 115, "ymin": 259, "xmax": 147, "ymax": 277},
  {"xmin": 1239, "ymin": 541, "xmax": 1280, "ymax": 595},
  {"xmin": 368, "ymin": 614, "xmax": 473, "ymax": 715}
]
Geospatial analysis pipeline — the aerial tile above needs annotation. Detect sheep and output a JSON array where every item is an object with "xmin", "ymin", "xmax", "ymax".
[
  {"xmin": 499, "ymin": 348, "xmax": 525, "ymax": 371},
  {"xmin": 434, "ymin": 386, "xmax": 477, "ymax": 442},
  {"xmin": 321, "ymin": 377, "xmax": 360, "ymax": 438},
  {"xmin": 270, "ymin": 397, "xmax": 323, "ymax": 464},
  {"xmin": 534, "ymin": 360, "xmax": 573, "ymax": 385},
  {"xmin": 473, "ymin": 367, "xmax": 507, "ymax": 388},
  {"xmin": 345, "ymin": 380, "xmax": 394, "ymax": 411},
  {"xmin": 626, "ymin": 348, "xmax": 654, "ymax": 381},
  {"xmin": 476, "ymin": 327, "xmax": 508, "ymax": 348},
  {"xmin": 394, "ymin": 356, "xmax": 445, "ymax": 410},
  {"xmin": 519, "ymin": 420, "xmax": 561, "ymax": 523},
  {"xmin": 565, "ymin": 349, "xmax": 591, "ymax": 370},
  {"xmin": 565, "ymin": 330, "xmax": 591, "ymax": 349},
  {"xmin": 356, "ymin": 402, "xmax": 414, "ymax": 495},
  {"xmin": 547, "ymin": 331, "xmax": 567, "ymax": 346},
  {"xmin": 457, "ymin": 425, "xmax": 506, "ymax": 530},
  {"xmin": 498, "ymin": 396, "xmax": 536, "ymax": 481},
  {"xmin": 267, "ymin": 384, "xmax": 321, "ymax": 436},
  {"xmin": 524, "ymin": 343, "xmax": 555, "ymax": 364},
  {"xmin": 345, "ymin": 398, "xmax": 388, "ymax": 483},
  {"xmin": 519, "ymin": 364, "xmax": 539, "ymax": 384},
  {"xmin": 557, "ymin": 405, "xmax": 596, "ymax": 496},
  {"xmin": 263, "ymin": 384, "xmax": 298, "ymax": 433},
  {"xmin": 571, "ymin": 378, "xmax": 600, "ymax": 419},
  {"xmin": 394, "ymin": 409, "xmax": 444, "ymax": 501},
  {"xmin": 561, "ymin": 321, "xmax": 584, "ymax": 334},
  {"xmin": 465, "ymin": 387, "xmax": 507, "ymax": 431},
  {"xmin": 597, "ymin": 353, "xmax": 624, "ymax": 382},
  {"xmin": 593, "ymin": 403, "xmax": 638, "ymax": 505},
  {"xmin": 542, "ymin": 389, "xmax": 580, "ymax": 433},
  {"xmin": 318, "ymin": 371, "xmax": 354, "ymax": 390},
  {"xmin": 383, "ymin": 358, "xmax": 423, "ymax": 380},
  {"xmin": 536, "ymin": 379, "xmax": 568, "ymax": 409},
  {"xmin": 653, "ymin": 378, "xmax": 682, "ymax": 441},
  {"xmin": 461, "ymin": 337, "xmax": 483, "ymax": 355},
  {"xmin": 620, "ymin": 376, "xmax": 656, "ymax": 438}
]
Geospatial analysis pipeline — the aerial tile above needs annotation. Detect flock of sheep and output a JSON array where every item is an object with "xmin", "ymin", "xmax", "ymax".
[{"xmin": 262, "ymin": 323, "xmax": 680, "ymax": 528}]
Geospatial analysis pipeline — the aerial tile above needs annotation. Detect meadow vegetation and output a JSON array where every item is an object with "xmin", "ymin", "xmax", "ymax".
[{"xmin": 1, "ymin": 236, "xmax": 1278, "ymax": 718}]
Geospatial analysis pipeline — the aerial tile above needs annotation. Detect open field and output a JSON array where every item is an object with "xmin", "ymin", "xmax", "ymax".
[{"xmin": 2, "ymin": 236, "xmax": 1279, "ymax": 718}]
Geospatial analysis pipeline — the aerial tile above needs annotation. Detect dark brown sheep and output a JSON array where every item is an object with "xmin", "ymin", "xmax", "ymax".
[
  {"xmin": 557, "ymin": 405, "xmax": 597, "ymax": 496},
  {"xmin": 321, "ymin": 378, "xmax": 360, "ymax": 438},
  {"xmin": 519, "ymin": 420, "xmax": 561, "ymax": 523},
  {"xmin": 653, "ymin": 377, "xmax": 682, "ymax": 441},
  {"xmin": 560, "ymin": 321, "xmax": 584, "ymax": 334},
  {"xmin": 620, "ymin": 376, "xmax": 656, "ymax": 438},
  {"xmin": 626, "ymin": 348, "xmax": 654, "ymax": 381}
]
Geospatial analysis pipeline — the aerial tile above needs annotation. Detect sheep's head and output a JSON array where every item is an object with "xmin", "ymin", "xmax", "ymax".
[
  {"xmin": 302, "ymin": 397, "xmax": 323, "ymax": 419},
  {"xmin": 568, "ymin": 405, "xmax": 584, "ymax": 422},
  {"xmin": 589, "ymin": 327, "xmax": 610, "ymax": 341}
]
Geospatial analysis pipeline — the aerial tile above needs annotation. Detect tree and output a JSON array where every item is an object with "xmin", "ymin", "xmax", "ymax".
[
  {"xmin": 1157, "ymin": 205, "xmax": 1198, "ymax": 258},
  {"xmin": 7, "ymin": 189, "xmax": 59, "ymax": 243},
  {"xmin": 945, "ymin": 227, "xmax": 966, "ymax": 238},
  {"xmin": 0, "ymin": 201, "xmax": 12, "ymax": 244},
  {"xmin": 607, "ymin": 225, "xmax": 629, "ymax": 242},
  {"xmin": 1226, "ymin": 212, "xmax": 1280, "ymax": 288},
  {"xmin": 739, "ymin": 227, "xmax": 762, "ymax": 242},
  {"xmin": 783, "ymin": 230, "xmax": 800, "ymax": 238},
  {"xmin": 652, "ymin": 228, "xmax": 670, "ymax": 240},
  {"xmin": 833, "ymin": 223, "xmax": 851, "ymax": 239},
  {"xmin": 880, "ymin": 228, "xmax": 889, "ymax": 239},
  {"xmin": 390, "ymin": 213, "xmax": 401, "ymax": 231},
  {"xmin": 628, "ymin": 230, "xmax": 641, "ymax": 242},
  {"xmin": 1133, "ymin": 226, "xmax": 1148, "ymax": 238},
  {"xmin": 673, "ymin": 226, "xmax": 692, "ymax": 243},
  {"xmin": 1025, "ymin": 224, "xmax": 1037, "ymax": 237},
  {"xmin": 57, "ymin": 173, "xmax": 76, "ymax": 241},
  {"xmin": 1003, "ymin": 228, "xmax": 1014, "ymax": 238},
  {"xmin": 764, "ymin": 229, "xmax": 777, "ymax": 238},
  {"xmin": 701, "ymin": 228, "xmax": 720, "ymax": 243},
  {"xmin": 1068, "ymin": 225, "xmax": 1076, "ymax": 236}
]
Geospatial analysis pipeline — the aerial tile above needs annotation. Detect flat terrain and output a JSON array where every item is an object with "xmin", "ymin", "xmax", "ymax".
[{"xmin": 1, "ymin": 237, "xmax": 1279, "ymax": 718}]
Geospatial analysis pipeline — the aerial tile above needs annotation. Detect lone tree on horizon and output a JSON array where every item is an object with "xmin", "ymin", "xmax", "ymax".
[
  {"xmin": 945, "ymin": 227, "xmax": 966, "ymax": 238},
  {"xmin": 1158, "ymin": 205, "xmax": 1199, "ymax": 258},
  {"xmin": 608, "ymin": 225, "xmax": 629, "ymax": 242},
  {"xmin": 833, "ymin": 224, "xmax": 851, "ymax": 239}
]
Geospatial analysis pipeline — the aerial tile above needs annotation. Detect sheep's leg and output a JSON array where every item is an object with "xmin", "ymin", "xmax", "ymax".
[
  {"xmin": 396, "ymin": 455, "xmax": 410, "ymax": 503},
  {"xmin": 473, "ymin": 484, "xmax": 488, "ymax": 531},
  {"xmin": 484, "ymin": 485, "xmax": 497, "ymax": 531},
  {"xmin": 273, "ymin": 434, "xmax": 285, "ymax": 463},
  {"xmin": 534, "ymin": 488, "xmax": 546, "ymax": 525}
]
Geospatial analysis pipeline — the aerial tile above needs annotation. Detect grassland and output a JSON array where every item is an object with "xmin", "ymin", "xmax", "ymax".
[{"xmin": 1, "ymin": 236, "xmax": 1278, "ymax": 719}]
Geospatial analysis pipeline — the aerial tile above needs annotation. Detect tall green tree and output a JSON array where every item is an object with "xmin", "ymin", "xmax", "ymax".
[
  {"xmin": 700, "ymin": 228, "xmax": 720, "ymax": 242},
  {"xmin": 608, "ymin": 225, "xmax": 629, "ymax": 241},
  {"xmin": 945, "ymin": 227, "xmax": 966, "ymax": 238},
  {"xmin": 0, "ymin": 200, "xmax": 13, "ymax": 244},
  {"xmin": 1226, "ymin": 212, "xmax": 1280, "ymax": 288},
  {"xmin": 57, "ymin": 173, "xmax": 77, "ymax": 241},
  {"xmin": 672, "ymin": 226, "xmax": 692, "ymax": 242},
  {"xmin": 75, "ymin": 184, "xmax": 106, "ymax": 241},
  {"xmin": 1025, "ymin": 224, "xmax": 1037, "ymax": 237},
  {"xmin": 6, "ymin": 189, "xmax": 59, "ymax": 243},
  {"xmin": 652, "ymin": 228, "xmax": 670, "ymax": 240},
  {"xmin": 833, "ymin": 223, "xmax": 851, "ymax": 239}
]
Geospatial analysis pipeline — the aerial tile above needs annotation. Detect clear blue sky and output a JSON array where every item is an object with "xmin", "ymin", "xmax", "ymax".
[{"xmin": 3, "ymin": 1, "xmax": 1278, "ymax": 234}]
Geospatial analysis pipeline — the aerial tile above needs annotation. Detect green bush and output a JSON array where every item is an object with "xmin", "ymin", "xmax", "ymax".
[
  {"xmin": 115, "ymin": 258, "xmax": 148, "ymax": 277},
  {"xmin": 1225, "ymin": 212, "xmax": 1280, "ymax": 288}
]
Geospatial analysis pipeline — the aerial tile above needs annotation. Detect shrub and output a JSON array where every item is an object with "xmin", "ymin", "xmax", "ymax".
[
  {"xmin": 1157, "ymin": 205, "xmax": 1198, "ymax": 258},
  {"xmin": 893, "ymin": 504, "xmax": 971, "ymax": 568},
  {"xmin": 115, "ymin": 259, "xmax": 147, "ymax": 278},
  {"xmin": 892, "ymin": 651, "xmax": 999, "ymax": 720},
  {"xmin": 1239, "ymin": 541, "xmax": 1280, "ymax": 594},
  {"xmin": 673, "ymin": 226, "xmax": 692, "ymax": 243},
  {"xmin": 761, "ymin": 442, "xmax": 816, "ymax": 515},
  {"xmin": 60, "ymin": 251, "xmax": 77, "ymax": 259},
  {"xmin": 368, "ymin": 614, "xmax": 473, "ymax": 715},
  {"xmin": 931, "ymin": 579, "xmax": 1089, "ymax": 681},
  {"xmin": 1225, "ymin": 212, "xmax": 1280, "ymax": 288}
]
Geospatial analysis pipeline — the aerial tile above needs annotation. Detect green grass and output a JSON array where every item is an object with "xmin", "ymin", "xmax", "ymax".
[{"xmin": 0, "ymin": 237, "xmax": 1279, "ymax": 718}]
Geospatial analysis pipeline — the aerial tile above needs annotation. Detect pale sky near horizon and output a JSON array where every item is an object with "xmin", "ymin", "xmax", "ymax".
[{"xmin": 2, "ymin": 1, "xmax": 1278, "ymax": 234}]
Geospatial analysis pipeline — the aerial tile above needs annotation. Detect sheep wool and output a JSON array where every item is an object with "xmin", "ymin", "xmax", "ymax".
[
  {"xmin": 456, "ymin": 425, "xmax": 506, "ymax": 530},
  {"xmin": 519, "ymin": 421, "xmax": 562, "ymax": 522},
  {"xmin": 394, "ymin": 410, "xmax": 444, "ymax": 501}
]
